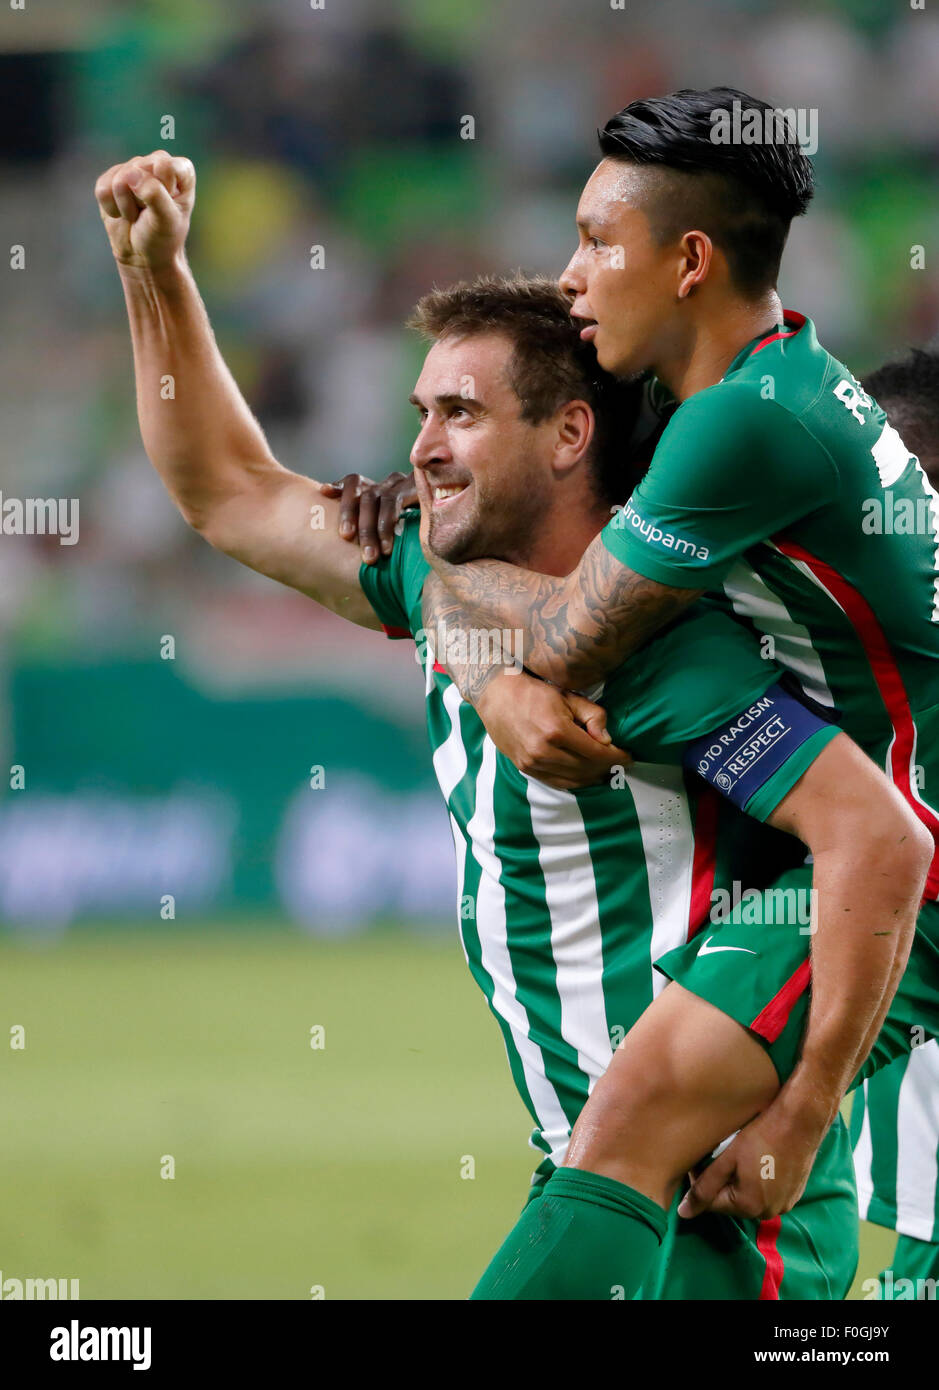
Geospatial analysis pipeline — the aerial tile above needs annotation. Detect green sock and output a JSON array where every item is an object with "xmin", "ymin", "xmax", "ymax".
[{"xmin": 470, "ymin": 1166, "xmax": 667, "ymax": 1301}]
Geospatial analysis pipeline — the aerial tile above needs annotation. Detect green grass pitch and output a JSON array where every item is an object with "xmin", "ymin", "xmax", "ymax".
[{"xmin": 0, "ymin": 928, "xmax": 894, "ymax": 1299}]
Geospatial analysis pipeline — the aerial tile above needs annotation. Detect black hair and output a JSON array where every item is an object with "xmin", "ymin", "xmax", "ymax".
[
  {"xmin": 598, "ymin": 87, "xmax": 815, "ymax": 295},
  {"xmin": 863, "ymin": 348, "xmax": 939, "ymax": 486}
]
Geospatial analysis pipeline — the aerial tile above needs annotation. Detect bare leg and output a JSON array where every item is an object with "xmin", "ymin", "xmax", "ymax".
[{"xmin": 565, "ymin": 982, "xmax": 780, "ymax": 1207}]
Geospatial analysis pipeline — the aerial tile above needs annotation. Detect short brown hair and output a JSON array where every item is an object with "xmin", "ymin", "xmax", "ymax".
[{"xmin": 407, "ymin": 273, "xmax": 644, "ymax": 506}]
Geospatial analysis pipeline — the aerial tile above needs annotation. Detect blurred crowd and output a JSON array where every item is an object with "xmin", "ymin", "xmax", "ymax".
[{"xmin": 3, "ymin": 0, "xmax": 939, "ymax": 666}]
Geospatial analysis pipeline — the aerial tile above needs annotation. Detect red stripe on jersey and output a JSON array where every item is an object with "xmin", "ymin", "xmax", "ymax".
[
  {"xmin": 757, "ymin": 1216, "xmax": 785, "ymax": 1299},
  {"xmin": 688, "ymin": 786, "xmax": 720, "ymax": 939},
  {"xmin": 752, "ymin": 310, "xmax": 807, "ymax": 356},
  {"xmin": 772, "ymin": 537, "xmax": 939, "ymax": 896},
  {"xmin": 753, "ymin": 330, "xmax": 797, "ymax": 354},
  {"xmin": 381, "ymin": 623, "xmax": 411, "ymax": 640},
  {"xmin": 432, "ymin": 659, "xmax": 447, "ymax": 675},
  {"xmin": 750, "ymin": 958, "xmax": 811, "ymax": 1043}
]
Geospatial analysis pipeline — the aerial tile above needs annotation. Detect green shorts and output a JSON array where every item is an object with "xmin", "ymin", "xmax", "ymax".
[
  {"xmin": 655, "ymin": 866, "xmax": 939, "ymax": 1088},
  {"xmin": 638, "ymin": 1116, "xmax": 859, "ymax": 1300},
  {"xmin": 527, "ymin": 1117, "xmax": 859, "ymax": 1300}
]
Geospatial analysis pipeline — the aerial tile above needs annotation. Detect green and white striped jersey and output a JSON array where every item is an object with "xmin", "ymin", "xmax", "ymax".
[
  {"xmin": 852, "ymin": 1040, "xmax": 939, "ymax": 1243},
  {"xmin": 361, "ymin": 515, "xmax": 822, "ymax": 1166},
  {"xmin": 602, "ymin": 313, "xmax": 939, "ymax": 899}
]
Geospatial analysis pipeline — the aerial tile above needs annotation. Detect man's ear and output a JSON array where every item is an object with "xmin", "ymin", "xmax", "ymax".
[
  {"xmin": 676, "ymin": 229, "xmax": 714, "ymax": 299},
  {"xmin": 554, "ymin": 399, "xmax": 595, "ymax": 474}
]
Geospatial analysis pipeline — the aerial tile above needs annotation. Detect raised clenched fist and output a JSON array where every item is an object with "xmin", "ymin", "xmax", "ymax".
[{"xmin": 95, "ymin": 151, "xmax": 196, "ymax": 270}]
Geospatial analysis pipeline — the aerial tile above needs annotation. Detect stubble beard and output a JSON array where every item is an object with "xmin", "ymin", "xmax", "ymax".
[{"xmin": 427, "ymin": 486, "xmax": 533, "ymax": 566}]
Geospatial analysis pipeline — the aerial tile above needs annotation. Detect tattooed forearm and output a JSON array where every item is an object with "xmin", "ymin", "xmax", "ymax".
[
  {"xmin": 567, "ymin": 540, "xmax": 704, "ymax": 683},
  {"xmin": 421, "ymin": 571, "xmax": 519, "ymax": 707},
  {"xmin": 428, "ymin": 532, "xmax": 703, "ymax": 688}
]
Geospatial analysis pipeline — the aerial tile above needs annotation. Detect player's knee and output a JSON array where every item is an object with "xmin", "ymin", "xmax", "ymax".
[{"xmin": 566, "ymin": 1044, "xmax": 693, "ymax": 1171}]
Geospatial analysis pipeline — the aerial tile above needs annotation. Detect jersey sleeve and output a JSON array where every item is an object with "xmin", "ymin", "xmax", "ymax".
[
  {"xmin": 605, "ymin": 611, "xmax": 838, "ymax": 783},
  {"xmin": 683, "ymin": 689, "xmax": 840, "ymax": 822},
  {"xmin": 357, "ymin": 510, "xmax": 426, "ymax": 638},
  {"xmin": 601, "ymin": 384, "xmax": 840, "ymax": 588},
  {"xmin": 602, "ymin": 609, "xmax": 783, "ymax": 759},
  {"xmin": 602, "ymin": 610, "xmax": 840, "ymax": 820}
]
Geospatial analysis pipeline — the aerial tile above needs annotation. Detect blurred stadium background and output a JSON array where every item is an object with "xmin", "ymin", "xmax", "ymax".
[{"xmin": 1, "ymin": 0, "xmax": 934, "ymax": 1297}]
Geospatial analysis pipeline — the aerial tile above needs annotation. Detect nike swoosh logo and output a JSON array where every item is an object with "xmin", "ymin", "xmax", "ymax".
[{"xmin": 697, "ymin": 935, "xmax": 758, "ymax": 957}]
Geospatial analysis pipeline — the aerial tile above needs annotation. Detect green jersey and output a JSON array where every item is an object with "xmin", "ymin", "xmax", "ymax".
[
  {"xmin": 360, "ymin": 513, "xmax": 832, "ymax": 1167},
  {"xmin": 602, "ymin": 312, "xmax": 939, "ymax": 897}
]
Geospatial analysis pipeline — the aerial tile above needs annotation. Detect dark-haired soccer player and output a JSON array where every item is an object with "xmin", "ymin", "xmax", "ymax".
[
  {"xmin": 96, "ymin": 150, "xmax": 925, "ymax": 1298},
  {"xmin": 417, "ymin": 88, "xmax": 939, "ymax": 1297},
  {"xmin": 851, "ymin": 348, "xmax": 939, "ymax": 1299}
]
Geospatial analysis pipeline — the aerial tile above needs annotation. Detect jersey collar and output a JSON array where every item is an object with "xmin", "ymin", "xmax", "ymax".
[{"xmin": 725, "ymin": 310, "xmax": 808, "ymax": 376}]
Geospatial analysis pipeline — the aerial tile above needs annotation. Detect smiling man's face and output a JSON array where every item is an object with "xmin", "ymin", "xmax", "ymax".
[{"xmin": 408, "ymin": 332, "xmax": 557, "ymax": 563}]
